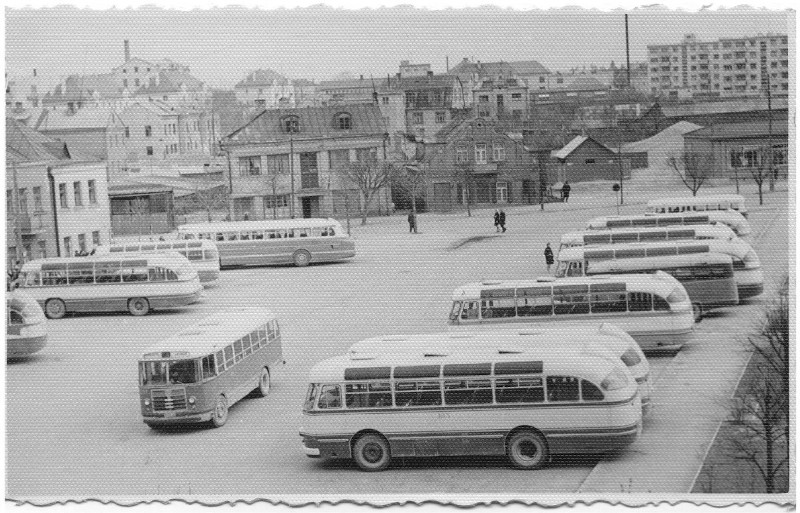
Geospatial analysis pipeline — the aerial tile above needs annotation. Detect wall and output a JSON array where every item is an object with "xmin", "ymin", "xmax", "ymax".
[{"xmin": 52, "ymin": 162, "xmax": 112, "ymax": 254}]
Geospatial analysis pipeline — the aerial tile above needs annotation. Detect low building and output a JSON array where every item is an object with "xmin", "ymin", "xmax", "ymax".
[
  {"xmin": 221, "ymin": 103, "xmax": 390, "ymax": 220},
  {"xmin": 234, "ymin": 69, "xmax": 295, "ymax": 108},
  {"xmin": 6, "ymin": 119, "xmax": 111, "ymax": 265},
  {"xmin": 550, "ymin": 135, "xmax": 631, "ymax": 183}
]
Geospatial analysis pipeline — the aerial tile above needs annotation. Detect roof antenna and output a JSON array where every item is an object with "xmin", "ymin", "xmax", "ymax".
[{"xmin": 370, "ymin": 75, "xmax": 378, "ymax": 104}]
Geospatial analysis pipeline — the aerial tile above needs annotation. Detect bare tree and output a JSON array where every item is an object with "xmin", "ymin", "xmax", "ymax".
[
  {"xmin": 724, "ymin": 277, "xmax": 790, "ymax": 493},
  {"xmin": 336, "ymin": 158, "xmax": 396, "ymax": 225},
  {"xmin": 393, "ymin": 162, "xmax": 427, "ymax": 229},
  {"xmin": 129, "ymin": 197, "xmax": 150, "ymax": 242},
  {"xmin": 666, "ymin": 151, "xmax": 714, "ymax": 196},
  {"xmin": 264, "ymin": 159, "xmax": 290, "ymax": 219},
  {"xmin": 187, "ymin": 185, "xmax": 229, "ymax": 222},
  {"xmin": 452, "ymin": 161, "xmax": 475, "ymax": 217},
  {"xmin": 748, "ymin": 147, "xmax": 772, "ymax": 206}
]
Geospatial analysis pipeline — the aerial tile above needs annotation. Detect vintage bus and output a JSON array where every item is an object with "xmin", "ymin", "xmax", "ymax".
[
  {"xmin": 99, "ymin": 240, "xmax": 220, "ymax": 284},
  {"xmin": 646, "ymin": 194, "xmax": 748, "ymax": 218},
  {"xmin": 556, "ymin": 240, "xmax": 762, "ymax": 300},
  {"xmin": 558, "ymin": 224, "xmax": 737, "ymax": 255},
  {"xmin": 586, "ymin": 211, "xmax": 752, "ymax": 238},
  {"xmin": 176, "ymin": 218, "xmax": 356, "ymax": 268},
  {"xmin": 6, "ymin": 290, "xmax": 48, "ymax": 358},
  {"xmin": 348, "ymin": 325, "xmax": 653, "ymax": 413},
  {"xmin": 300, "ymin": 348, "xmax": 641, "ymax": 471},
  {"xmin": 139, "ymin": 308, "xmax": 284, "ymax": 428},
  {"xmin": 448, "ymin": 273, "xmax": 694, "ymax": 351},
  {"xmin": 17, "ymin": 253, "xmax": 202, "ymax": 319},
  {"xmin": 555, "ymin": 248, "xmax": 738, "ymax": 317}
]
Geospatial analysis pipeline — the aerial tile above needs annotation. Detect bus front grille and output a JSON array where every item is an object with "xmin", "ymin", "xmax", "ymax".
[{"xmin": 151, "ymin": 388, "xmax": 188, "ymax": 411}]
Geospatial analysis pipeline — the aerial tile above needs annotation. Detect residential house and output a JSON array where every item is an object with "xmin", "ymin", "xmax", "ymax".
[
  {"xmin": 234, "ymin": 69, "xmax": 295, "ymax": 108},
  {"xmin": 36, "ymin": 106, "xmax": 120, "ymax": 162},
  {"xmin": 316, "ymin": 75, "xmax": 378, "ymax": 105},
  {"xmin": 550, "ymin": 135, "xmax": 631, "ymax": 184},
  {"xmin": 399, "ymin": 72, "xmax": 467, "ymax": 142},
  {"xmin": 6, "ymin": 119, "xmax": 111, "ymax": 265},
  {"xmin": 221, "ymin": 103, "xmax": 390, "ymax": 220}
]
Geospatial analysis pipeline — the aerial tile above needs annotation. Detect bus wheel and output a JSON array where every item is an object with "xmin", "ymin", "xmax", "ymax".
[
  {"xmin": 211, "ymin": 395, "xmax": 228, "ymax": 428},
  {"xmin": 128, "ymin": 298, "xmax": 150, "ymax": 316},
  {"xmin": 507, "ymin": 430, "xmax": 549, "ymax": 470},
  {"xmin": 292, "ymin": 250, "xmax": 311, "ymax": 267},
  {"xmin": 353, "ymin": 433, "xmax": 391, "ymax": 471},
  {"xmin": 256, "ymin": 367, "xmax": 271, "ymax": 397},
  {"xmin": 692, "ymin": 303, "xmax": 703, "ymax": 323},
  {"xmin": 45, "ymin": 299, "xmax": 66, "ymax": 319}
]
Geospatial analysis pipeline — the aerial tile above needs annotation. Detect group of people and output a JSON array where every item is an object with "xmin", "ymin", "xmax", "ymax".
[
  {"xmin": 493, "ymin": 210, "xmax": 507, "ymax": 233},
  {"xmin": 74, "ymin": 248, "xmax": 97, "ymax": 257}
]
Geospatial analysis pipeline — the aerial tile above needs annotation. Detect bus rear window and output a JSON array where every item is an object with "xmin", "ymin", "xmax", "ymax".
[{"xmin": 546, "ymin": 376, "xmax": 580, "ymax": 402}]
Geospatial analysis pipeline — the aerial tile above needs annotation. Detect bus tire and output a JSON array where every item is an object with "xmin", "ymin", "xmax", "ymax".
[
  {"xmin": 292, "ymin": 250, "xmax": 311, "ymax": 267},
  {"xmin": 352, "ymin": 433, "xmax": 391, "ymax": 471},
  {"xmin": 507, "ymin": 429, "xmax": 549, "ymax": 470},
  {"xmin": 45, "ymin": 298, "xmax": 66, "ymax": 319},
  {"xmin": 692, "ymin": 303, "xmax": 703, "ymax": 322},
  {"xmin": 256, "ymin": 367, "xmax": 271, "ymax": 397},
  {"xmin": 128, "ymin": 297, "xmax": 150, "ymax": 316},
  {"xmin": 211, "ymin": 394, "xmax": 228, "ymax": 428}
]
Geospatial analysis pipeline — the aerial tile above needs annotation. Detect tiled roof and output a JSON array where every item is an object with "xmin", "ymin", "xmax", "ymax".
[
  {"xmin": 223, "ymin": 103, "xmax": 388, "ymax": 144},
  {"xmin": 393, "ymin": 74, "xmax": 458, "ymax": 91},
  {"xmin": 35, "ymin": 107, "xmax": 115, "ymax": 131},
  {"xmin": 6, "ymin": 117, "xmax": 72, "ymax": 163},
  {"xmin": 235, "ymin": 69, "xmax": 290, "ymax": 88},
  {"xmin": 507, "ymin": 60, "xmax": 551, "ymax": 75},
  {"xmin": 683, "ymin": 120, "xmax": 789, "ymax": 140}
]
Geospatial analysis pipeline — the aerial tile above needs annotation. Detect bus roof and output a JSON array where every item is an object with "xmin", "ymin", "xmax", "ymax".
[
  {"xmin": 178, "ymin": 218, "xmax": 342, "ymax": 233},
  {"xmin": 21, "ymin": 252, "xmax": 192, "ymax": 271},
  {"xmin": 308, "ymin": 349, "xmax": 625, "ymax": 385},
  {"xmin": 452, "ymin": 272, "xmax": 682, "ymax": 299},
  {"xmin": 646, "ymin": 194, "xmax": 746, "ymax": 206},
  {"xmin": 102, "ymin": 239, "xmax": 217, "ymax": 253},
  {"xmin": 6, "ymin": 290, "xmax": 46, "ymax": 322},
  {"xmin": 557, "ymin": 239, "xmax": 752, "ymax": 261},
  {"xmin": 560, "ymin": 224, "xmax": 737, "ymax": 246},
  {"xmin": 140, "ymin": 308, "xmax": 279, "ymax": 359},
  {"xmin": 587, "ymin": 210, "xmax": 748, "ymax": 227}
]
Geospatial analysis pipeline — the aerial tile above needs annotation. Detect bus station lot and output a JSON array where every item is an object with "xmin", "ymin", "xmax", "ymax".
[{"xmin": 6, "ymin": 183, "xmax": 789, "ymax": 501}]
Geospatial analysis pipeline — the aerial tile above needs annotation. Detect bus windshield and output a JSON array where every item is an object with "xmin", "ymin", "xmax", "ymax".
[{"xmin": 140, "ymin": 359, "xmax": 199, "ymax": 385}]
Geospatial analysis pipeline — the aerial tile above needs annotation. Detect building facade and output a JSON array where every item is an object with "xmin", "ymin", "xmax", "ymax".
[
  {"xmin": 221, "ymin": 104, "xmax": 391, "ymax": 220},
  {"xmin": 647, "ymin": 33, "xmax": 789, "ymax": 98},
  {"xmin": 550, "ymin": 136, "xmax": 631, "ymax": 184}
]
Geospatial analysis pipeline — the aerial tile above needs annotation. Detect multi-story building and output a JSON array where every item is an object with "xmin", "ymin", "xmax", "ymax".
[
  {"xmin": 647, "ymin": 33, "xmax": 789, "ymax": 98},
  {"xmin": 6, "ymin": 118, "xmax": 111, "ymax": 265},
  {"xmin": 234, "ymin": 69, "xmax": 295, "ymax": 108},
  {"xmin": 472, "ymin": 76, "xmax": 528, "ymax": 120},
  {"xmin": 220, "ymin": 103, "xmax": 390, "ymax": 220},
  {"xmin": 399, "ymin": 72, "xmax": 467, "ymax": 142}
]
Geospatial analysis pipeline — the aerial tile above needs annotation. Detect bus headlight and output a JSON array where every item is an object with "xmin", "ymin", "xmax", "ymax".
[
  {"xmin": 144, "ymin": 398, "xmax": 151, "ymax": 406},
  {"xmin": 743, "ymin": 249, "xmax": 760, "ymax": 269},
  {"xmin": 601, "ymin": 369, "xmax": 629, "ymax": 391},
  {"xmin": 621, "ymin": 347, "xmax": 642, "ymax": 367},
  {"xmin": 188, "ymin": 396, "xmax": 196, "ymax": 407}
]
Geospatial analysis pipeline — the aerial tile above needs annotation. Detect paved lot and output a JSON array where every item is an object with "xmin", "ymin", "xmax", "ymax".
[{"xmin": 6, "ymin": 182, "xmax": 789, "ymax": 502}]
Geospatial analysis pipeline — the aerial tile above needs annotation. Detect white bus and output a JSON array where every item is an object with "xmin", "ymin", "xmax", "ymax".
[
  {"xmin": 301, "ymin": 348, "xmax": 641, "ymax": 471},
  {"xmin": 177, "ymin": 218, "xmax": 356, "ymax": 268},
  {"xmin": 6, "ymin": 290, "xmax": 48, "ymax": 358},
  {"xmin": 139, "ymin": 308, "xmax": 284, "ymax": 428},
  {"xmin": 646, "ymin": 194, "xmax": 748, "ymax": 218},
  {"xmin": 348, "ymin": 326, "xmax": 653, "ymax": 413},
  {"xmin": 557, "ymin": 239, "xmax": 763, "ymax": 300},
  {"xmin": 586, "ymin": 211, "xmax": 752, "ymax": 238},
  {"xmin": 18, "ymin": 253, "xmax": 202, "ymax": 318},
  {"xmin": 100, "ymin": 240, "xmax": 220, "ymax": 284},
  {"xmin": 558, "ymin": 224, "xmax": 737, "ymax": 255},
  {"xmin": 449, "ymin": 273, "xmax": 694, "ymax": 351}
]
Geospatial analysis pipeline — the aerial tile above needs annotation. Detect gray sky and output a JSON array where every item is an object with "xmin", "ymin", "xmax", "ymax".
[{"xmin": 5, "ymin": 7, "xmax": 791, "ymax": 89}]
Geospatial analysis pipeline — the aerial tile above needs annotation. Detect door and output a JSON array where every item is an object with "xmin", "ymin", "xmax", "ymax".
[
  {"xmin": 496, "ymin": 182, "xmax": 508, "ymax": 203},
  {"xmin": 301, "ymin": 197, "xmax": 319, "ymax": 218}
]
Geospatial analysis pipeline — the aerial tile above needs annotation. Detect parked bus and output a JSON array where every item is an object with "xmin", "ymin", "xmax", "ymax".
[
  {"xmin": 139, "ymin": 308, "xmax": 284, "ymax": 428},
  {"xmin": 348, "ymin": 325, "xmax": 653, "ymax": 413},
  {"xmin": 448, "ymin": 273, "xmax": 694, "ymax": 351},
  {"xmin": 17, "ymin": 253, "xmax": 202, "ymax": 319},
  {"xmin": 646, "ymin": 194, "xmax": 748, "ymax": 218},
  {"xmin": 586, "ymin": 211, "xmax": 752, "ymax": 237},
  {"xmin": 99, "ymin": 240, "xmax": 220, "ymax": 284},
  {"xmin": 6, "ymin": 290, "xmax": 47, "ymax": 357},
  {"xmin": 555, "ymin": 248, "xmax": 738, "ymax": 317},
  {"xmin": 556, "ymin": 239, "xmax": 762, "ymax": 300},
  {"xmin": 558, "ymin": 224, "xmax": 737, "ymax": 255},
  {"xmin": 300, "ymin": 348, "xmax": 641, "ymax": 471},
  {"xmin": 176, "ymin": 218, "xmax": 355, "ymax": 268}
]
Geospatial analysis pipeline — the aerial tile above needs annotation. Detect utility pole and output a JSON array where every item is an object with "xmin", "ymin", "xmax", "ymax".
[
  {"xmin": 289, "ymin": 133, "xmax": 296, "ymax": 218},
  {"xmin": 625, "ymin": 14, "xmax": 632, "ymax": 89},
  {"xmin": 767, "ymin": 73, "xmax": 775, "ymax": 192},
  {"xmin": 222, "ymin": 143, "xmax": 235, "ymax": 220},
  {"xmin": 11, "ymin": 162, "xmax": 24, "ymax": 263}
]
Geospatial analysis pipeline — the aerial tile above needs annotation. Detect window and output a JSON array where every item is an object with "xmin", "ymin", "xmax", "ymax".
[
  {"xmin": 512, "ymin": 93, "xmax": 522, "ymax": 101},
  {"xmin": 395, "ymin": 380, "xmax": 442, "ymax": 407},
  {"xmin": 335, "ymin": 113, "xmax": 352, "ymax": 130},
  {"xmin": 627, "ymin": 291, "xmax": 652, "ymax": 312},
  {"xmin": 492, "ymin": 144, "xmax": 505, "ymax": 162},
  {"xmin": 412, "ymin": 112, "xmax": 423, "ymax": 125},
  {"xmin": 144, "ymin": 125, "xmax": 152, "ymax": 137},
  {"xmin": 547, "ymin": 376, "xmax": 580, "ymax": 402},
  {"xmin": 553, "ymin": 286, "xmax": 590, "ymax": 315},
  {"xmin": 78, "ymin": 234, "xmax": 86, "ymax": 253},
  {"xmin": 591, "ymin": 289, "xmax": 627, "ymax": 313},
  {"xmin": 17, "ymin": 188, "xmax": 28, "ymax": 213},
  {"xmin": 455, "ymin": 146, "xmax": 468, "ymax": 164},
  {"xmin": 581, "ymin": 380, "xmax": 604, "ymax": 401},
  {"xmin": 201, "ymin": 355, "xmax": 217, "ymax": 380},
  {"xmin": 63, "ymin": 236, "xmax": 72, "ymax": 256},
  {"xmin": 435, "ymin": 111, "xmax": 446, "ymax": 124},
  {"xmin": 146, "ymin": 146, "xmax": 153, "ymax": 156},
  {"xmin": 37, "ymin": 240, "xmax": 46, "ymax": 259},
  {"xmin": 317, "ymin": 384, "xmax": 342, "ymax": 409},
  {"xmin": 495, "ymin": 375, "xmax": 544, "ymax": 403},
  {"xmin": 345, "ymin": 382, "xmax": 392, "ymax": 408},
  {"xmin": 122, "ymin": 79, "xmax": 128, "ymax": 88},
  {"xmin": 328, "ymin": 149, "xmax": 350, "ymax": 170},
  {"xmin": 88, "ymin": 180, "xmax": 97, "ymax": 204},
  {"xmin": 478, "ymin": 95, "xmax": 489, "ymax": 103},
  {"xmin": 59, "ymin": 184, "xmax": 68, "ymax": 208},
  {"xmin": 282, "ymin": 116, "xmax": 299, "ymax": 133},
  {"xmin": 474, "ymin": 144, "xmax": 487, "ymax": 164},
  {"xmin": 444, "ymin": 377, "xmax": 493, "ymax": 405},
  {"xmin": 238, "ymin": 156, "xmax": 262, "ymax": 176},
  {"xmin": 92, "ymin": 231, "xmax": 101, "ymax": 246},
  {"xmin": 72, "ymin": 182, "xmax": 83, "ymax": 206}
]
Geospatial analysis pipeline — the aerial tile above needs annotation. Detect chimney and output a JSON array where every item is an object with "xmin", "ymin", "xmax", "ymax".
[
  {"xmin": 360, "ymin": 74, "xmax": 364, "ymax": 81},
  {"xmin": 124, "ymin": 40, "xmax": 130, "ymax": 62},
  {"xmin": 33, "ymin": 69, "xmax": 37, "ymax": 78},
  {"xmin": 427, "ymin": 70, "xmax": 433, "ymax": 78}
]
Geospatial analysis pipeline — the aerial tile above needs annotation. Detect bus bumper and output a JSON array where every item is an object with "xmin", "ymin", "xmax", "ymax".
[
  {"xmin": 198, "ymin": 270, "xmax": 220, "ymax": 283},
  {"xmin": 737, "ymin": 283, "xmax": 764, "ymax": 300},
  {"xmin": 300, "ymin": 434, "xmax": 349, "ymax": 459},
  {"xmin": 143, "ymin": 410, "xmax": 213, "ymax": 425}
]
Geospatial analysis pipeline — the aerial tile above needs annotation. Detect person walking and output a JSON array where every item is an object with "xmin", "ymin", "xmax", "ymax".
[
  {"xmin": 407, "ymin": 212, "xmax": 417, "ymax": 234},
  {"xmin": 494, "ymin": 210, "xmax": 501, "ymax": 232},
  {"xmin": 499, "ymin": 209, "xmax": 507, "ymax": 233},
  {"xmin": 544, "ymin": 243, "xmax": 554, "ymax": 272},
  {"xmin": 562, "ymin": 181, "xmax": 571, "ymax": 203}
]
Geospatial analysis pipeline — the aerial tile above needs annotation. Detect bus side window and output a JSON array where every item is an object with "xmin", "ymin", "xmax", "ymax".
[
  {"xmin": 653, "ymin": 295, "xmax": 671, "ymax": 311},
  {"xmin": 24, "ymin": 271, "xmax": 41, "ymax": 287},
  {"xmin": 495, "ymin": 376, "xmax": 544, "ymax": 403},
  {"xmin": 253, "ymin": 231, "xmax": 264, "ymax": 240},
  {"xmin": 546, "ymin": 376, "xmax": 580, "ymax": 402},
  {"xmin": 215, "ymin": 351, "xmax": 226, "ymax": 373},
  {"xmin": 202, "ymin": 355, "xmax": 217, "ymax": 380},
  {"xmin": 240, "ymin": 232, "xmax": 251, "ymax": 241},
  {"xmin": 395, "ymin": 380, "xmax": 442, "ymax": 407},
  {"xmin": 627, "ymin": 292, "xmax": 653, "ymax": 312},
  {"xmin": 581, "ymin": 380, "xmax": 604, "ymax": 401},
  {"xmin": 460, "ymin": 302, "xmax": 479, "ymax": 320},
  {"xmin": 216, "ymin": 233, "xmax": 224, "ymax": 242},
  {"xmin": 233, "ymin": 340, "xmax": 244, "ymax": 362},
  {"xmin": 317, "ymin": 385, "xmax": 342, "ymax": 409},
  {"xmin": 9, "ymin": 309, "xmax": 24, "ymax": 324},
  {"xmin": 224, "ymin": 345, "xmax": 235, "ymax": 368},
  {"xmin": 226, "ymin": 232, "xmax": 239, "ymax": 241}
]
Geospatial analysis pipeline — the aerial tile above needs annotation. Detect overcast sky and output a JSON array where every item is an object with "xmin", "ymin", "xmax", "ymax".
[{"xmin": 5, "ymin": 7, "xmax": 791, "ymax": 89}]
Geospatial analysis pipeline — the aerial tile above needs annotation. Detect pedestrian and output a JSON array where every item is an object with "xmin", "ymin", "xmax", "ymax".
[
  {"xmin": 494, "ymin": 210, "xmax": 501, "ymax": 232},
  {"xmin": 407, "ymin": 211, "xmax": 417, "ymax": 234},
  {"xmin": 499, "ymin": 209, "xmax": 507, "ymax": 233},
  {"xmin": 243, "ymin": 212, "xmax": 249, "ymax": 221},
  {"xmin": 544, "ymin": 243, "xmax": 554, "ymax": 273},
  {"xmin": 562, "ymin": 181, "xmax": 571, "ymax": 203}
]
